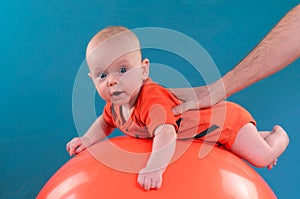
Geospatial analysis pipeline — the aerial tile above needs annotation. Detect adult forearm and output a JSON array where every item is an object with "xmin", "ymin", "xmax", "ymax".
[
  {"xmin": 220, "ymin": 4, "xmax": 300, "ymax": 98},
  {"xmin": 171, "ymin": 5, "xmax": 300, "ymax": 113}
]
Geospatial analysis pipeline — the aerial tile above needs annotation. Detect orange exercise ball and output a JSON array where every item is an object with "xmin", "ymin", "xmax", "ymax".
[{"xmin": 37, "ymin": 136, "xmax": 277, "ymax": 199}]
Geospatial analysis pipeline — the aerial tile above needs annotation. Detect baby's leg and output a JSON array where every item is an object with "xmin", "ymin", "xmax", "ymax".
[
  {"xmin": 258, "ymin": 129, "xmax": 281, "ymax": 169},
  {"xmin": 230, "ymin": 123, "xmax": 289, "ymax": 168},
  {"xmin": 258, "ymin": 131, "xmax": 273, "ymax": 139}
]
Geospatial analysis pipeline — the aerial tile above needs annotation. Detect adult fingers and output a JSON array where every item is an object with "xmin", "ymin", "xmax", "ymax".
[{"xmin": 172, "ymin": 101, "xmax": 194, "ymax": 115}]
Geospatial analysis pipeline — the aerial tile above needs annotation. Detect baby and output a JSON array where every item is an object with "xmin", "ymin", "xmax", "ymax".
[{"xmin": 67, "ymin": 26, "xmax": 289, "ymax": 191}]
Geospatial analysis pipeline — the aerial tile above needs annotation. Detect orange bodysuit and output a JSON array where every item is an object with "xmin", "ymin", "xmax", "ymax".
[{"xmin": 102, "ymin": 79, "xmax": 256, "ymax": 148}]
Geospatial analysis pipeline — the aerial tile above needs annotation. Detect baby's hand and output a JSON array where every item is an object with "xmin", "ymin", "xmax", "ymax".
[
  {"xmin": 66, "ymin": 136, "xmax": 91, "ymax": 156},
  {"xmin": 138, "ymin": 166, "xmax": 164, "ymax": 191}
]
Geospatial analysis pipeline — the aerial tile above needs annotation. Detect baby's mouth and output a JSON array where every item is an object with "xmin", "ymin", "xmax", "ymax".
[{"xmin": 112, "ymin": 91, "xmax": 123, "ymax": 96}]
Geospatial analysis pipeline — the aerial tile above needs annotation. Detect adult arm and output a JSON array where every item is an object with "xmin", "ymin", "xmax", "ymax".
[{"xmin": 172, "ymin": 4, "xmax": 300, "ymax": 115}]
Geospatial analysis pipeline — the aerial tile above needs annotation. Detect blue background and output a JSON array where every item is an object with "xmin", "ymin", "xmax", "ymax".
[{"xmin": 1, "ymin": 0, "xmax": 299, "ymax": 198}]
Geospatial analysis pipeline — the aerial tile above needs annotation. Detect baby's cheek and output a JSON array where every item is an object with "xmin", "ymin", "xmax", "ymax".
[{"xmin": 97, "ymin": 85, "xmax": 110, "ymax": 101}]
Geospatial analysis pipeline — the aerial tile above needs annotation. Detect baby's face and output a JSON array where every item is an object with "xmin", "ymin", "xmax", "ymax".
[{"xmin": 87, "ymin": 38, "xmax": 149, "ymax": 108}]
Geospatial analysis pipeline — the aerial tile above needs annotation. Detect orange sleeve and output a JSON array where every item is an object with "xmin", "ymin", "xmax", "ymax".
[
  {"xmin": 102, "ymin": 102, "xmax": 117, "ymax": 128},
  {"xmin": 137, "ymin": 83, "xmax": 180, "ymax": 136}
]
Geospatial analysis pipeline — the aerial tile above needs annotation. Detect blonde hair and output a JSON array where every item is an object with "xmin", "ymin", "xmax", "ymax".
[{"xmin": 86, "ymin": 26, "xmax": 141, "ymax": 57}]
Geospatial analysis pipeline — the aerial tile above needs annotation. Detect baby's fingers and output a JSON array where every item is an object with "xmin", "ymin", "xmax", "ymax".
[
  {"xmin": 138, "ymin": 175, "xmax": 147, "ymax": 191},
  {"xmin": 146, "ymin": 177, "xmax": 162, "ymax": 190},
  {"xmin": 67, "ymin": 139, "xmax": 82, "ymax": 155},
  {"xmin": 153, "ymin": 176, "xmax": 162, "ymax": 189},
  {"xmin": 144, "ymin": 177, "xmax": 151, "ymax": 191},
  {"xmin": 75, "ymin": 145, "xmax": 86, "ymax": 154},
  {"xmin": 137, "ymin": 175, "xmax": 162, "ymax": 191},
  {"xmin": 138, "ymin": 175, "xmax": 151, "ymax": 191}
]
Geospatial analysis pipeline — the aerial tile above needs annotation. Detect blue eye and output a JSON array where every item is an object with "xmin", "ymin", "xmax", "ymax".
[
  {"xmin": 120, "ymin": 67, "xmax": 127, "ymax": 74},
  {"xmin": 98, "ymin": 73, "xmax": 107, "ymax": 79}
]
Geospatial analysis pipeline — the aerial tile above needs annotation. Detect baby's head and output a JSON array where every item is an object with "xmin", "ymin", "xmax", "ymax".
[
  {"xmin": 86, "ymin": 26, "xmax": 141, "ymax": 59},
  {"xmin": 86, "ymin": 26, "xmax": 149, "ymax": 107}
]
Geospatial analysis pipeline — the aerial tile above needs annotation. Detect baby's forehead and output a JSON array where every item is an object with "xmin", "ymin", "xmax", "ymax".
[
  {"xmin": 87, "ymin": 34, "xmax": 140, "ymax": 65},
  {"xmin": 87, "ymin": 39, "xmax": 139, "ymax": 60},
  {"xmin": 87, "ymin": 30, "xmax": 140, "ymax": 55}
]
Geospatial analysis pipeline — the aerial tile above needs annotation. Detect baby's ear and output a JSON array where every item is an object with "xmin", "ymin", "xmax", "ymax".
[{"xmin": 141, "ymin": 58, "xmax": 150, "ymax": 80}]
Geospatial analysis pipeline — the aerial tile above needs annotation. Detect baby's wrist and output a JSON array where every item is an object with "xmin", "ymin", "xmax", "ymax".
[
  {"xmin": 143, "ymin": 164, "xmax": 166, "ymax": 174},
  {"xmin": 81, "ymin": 136, "xmax": 93, "ymax": 147}
]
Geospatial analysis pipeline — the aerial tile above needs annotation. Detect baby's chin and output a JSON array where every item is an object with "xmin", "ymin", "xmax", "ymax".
[{"xmin": 110, "ymin": 98, "xmax": 130, "ymax": 106}]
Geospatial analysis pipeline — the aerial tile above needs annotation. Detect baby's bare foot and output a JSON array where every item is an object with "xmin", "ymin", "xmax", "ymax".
[
  {"xmin": 266, "ymin": 125, "xmax": 289, "ymax": 169},
  {"xmin": 273, "ymin": 125, "xmax": 289, "ymax": 144}
]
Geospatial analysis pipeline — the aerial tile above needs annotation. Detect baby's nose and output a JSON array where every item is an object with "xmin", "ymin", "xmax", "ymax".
[{"xmin": 107, "ymin": 76, "xmax": 118, "ymax": 87}]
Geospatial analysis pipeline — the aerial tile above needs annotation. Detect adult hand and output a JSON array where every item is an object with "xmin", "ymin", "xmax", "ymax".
[
  {"xmin": 171, "ymin": 5, "xmax": 300, "ymax": 115},
  {"xmin": 170, "ymin": 82, "xmax": 226, "ymax": 115}
]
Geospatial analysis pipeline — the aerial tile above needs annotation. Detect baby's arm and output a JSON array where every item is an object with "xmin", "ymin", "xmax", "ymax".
[
  {"xmin": 138, "ymin": 124, "xmax": 177, "ymax": 191},
  {"xmin": 66, "ymin": 115, "xmax": 114, "ymax": 156}
]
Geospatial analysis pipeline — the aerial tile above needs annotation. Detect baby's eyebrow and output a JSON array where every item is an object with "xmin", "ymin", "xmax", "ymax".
[
  {"xmin": 115, "ymin": 61, "xmax": 129, "ymax": 67},
  {"xmin": 93, "ymin": 58, "xmax": 131, "ymax": 74},
  {"xmin": 114, "ymin": 57, "xmax": 132, "ymax": 65},
  {"xmin": 91, "ymin": 66, "xmax": 106, "ymax": 75}
]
